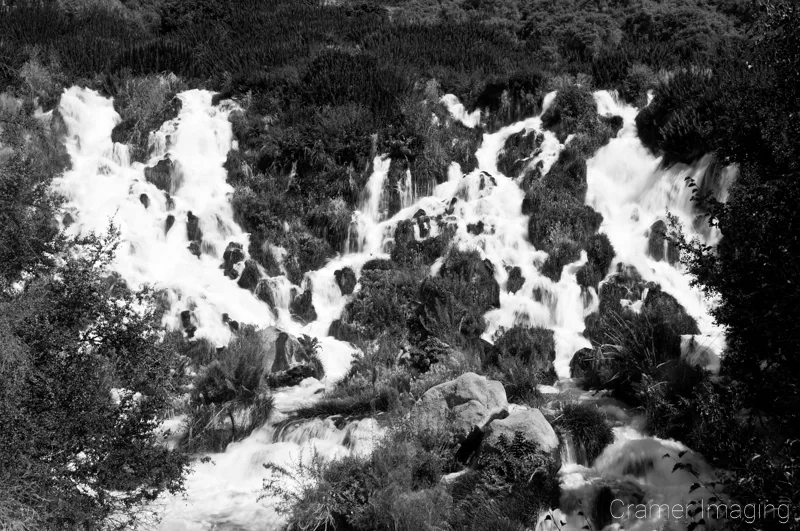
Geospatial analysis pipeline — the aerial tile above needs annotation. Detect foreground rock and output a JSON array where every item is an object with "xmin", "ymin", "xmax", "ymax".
[
  {"xmin": 256, "ymin": 327, "xmax": 322, "ymax": 387},
  {"xmin": 412, "ymin": 372, "xmax": 508, "ymax": 436},
  {"xmin": 483, "ymin": 406, "xmax": 559, "ymax": 453}
]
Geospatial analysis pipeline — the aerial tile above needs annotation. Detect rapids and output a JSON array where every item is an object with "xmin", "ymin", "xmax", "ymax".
[{"xmin": 54, "ymin": 85, "xmax": 731, "ymax": 530}]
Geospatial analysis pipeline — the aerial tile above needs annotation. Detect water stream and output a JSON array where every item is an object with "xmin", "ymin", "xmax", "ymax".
[{"xmin": 54, "ymin": 86, "xmax": 731, "ymax": 530}]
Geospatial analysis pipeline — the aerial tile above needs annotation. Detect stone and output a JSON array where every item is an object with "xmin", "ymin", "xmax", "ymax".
[
  {"xmin": 290, "ymin": 288, "xmax": 317, "ymax": 323},
  {"xmin": 506, "ymin": 266, "xmax": 524, "ymax": 294},
  {"xmin": 186, "ymin": 211, "xmax": 202, "ymax": 242},
  {"xmin": 255, "ymin": 280, "xmax": 277, "ymax": 311},
  {"xmin": 484, "ymin": 407, "xmax": 559, "ymax": 453},
  {"xmin": 411, "ymin": 372, "xmax": 508, "ymax": 436},
  {"xmin": 165, "ymin": 214, "xmax": 175, "ymax": 234},
  {"xmin": 222, "ymin": 242, "xmax": 245, "ymax": 279},
  {"xmin": 256, "ymin": 327, "xmax": 314, "ymax": 377},
  {"xmin": 139, "ymin": 193, "xmax": 150, "ymax": 208},
  {"xmin": 62, "ymin": 212, "xmax": 74, "ymax": 228},
  {"xmin": 334, "ymin": 267, "xmax": 357, "ymax": 295},
  {"xmin": 237, "ymin": 259, "xmax": 261, "ymax": 291},
  {"xmin": 144, "ymin": 158, "xmax": 173, "ymax": 192}
]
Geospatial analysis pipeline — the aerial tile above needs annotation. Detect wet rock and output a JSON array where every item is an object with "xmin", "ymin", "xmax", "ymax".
[
  {"xmin": 144, "ymin": 158, "xmax": 173, "ymax": 192},
  {"xmin": 221, "ymin": 242, "xmax": 245, "ymax": 279},
  {"xmin": 445, "ymin": 197, "xmax": 458, "ymax": 215},
  {"xmin": 646, "ymin": 219, "xmax": 679, "ymax": 264},
  {"xmin": 237, "ymin": 259, "xmax": 261, "ymax": 291},
  {"xmin": 290, "ymin": 288, "xmax": 317, "ymax": 323},
  {"xmin": 334, "ymin": 267, "xmax": 357, "ymax": 295},
  {"xmin": 164, "ymin": 192, "xmax": 175, "ymax": 211},
  {"xmin": 329, "ymin": 319, "xmax": 363, "ymax": 343},
  {"xmin": 139, "ymin": 193, "xmax": 150, "ymax": 208},
  {"xmin": 497, "ymin": 130, "xmax": 542, "ymax": 176},
  {"xmin": 506, "ymin": 266, "xmax": 524, "ymax": 294},
  {"xmin": 484, "ymin": 407, "xmax": 559, "ymax": 453},
  {"xmin": 63, "ymin": 212, "xmax": 74, "ymax": 228},
  {"xmin": 186, "ymin": 211, "xmax": 202, "ymax": 242},
  {"xmin": 180, "ymin": 310, "xmax": 197, "ymax": 338},
  {"xmin": 221, "ymin": 313, "xmax": 239, "ymax": 332},
  {"xmin": 255, "ymin": 280, "xmax": 276, "ymax": 312},
  {"xmin": 165, "ymin": 214, "xmax": 175, "ymax": 234},
  {"xmin": 256, "ymin": 328, "xmax": 322, "ymax": 387},
  {"xmin": 267, "ymin": 365, "xmax": 318, "ymax": 388},
  {"xmin": 467, "ymin": 220, "xmax": 484, "ymax": 235},
  {"xmin": 413, "ymin": 209, "xmax": 431, "ymax": 238},
  {"xmin": 412, "ymin": 372, "xmax": 508, "ymax": 436}
]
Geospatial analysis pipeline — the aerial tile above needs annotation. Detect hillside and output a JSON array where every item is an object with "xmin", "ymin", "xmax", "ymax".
[{"xmin": 0, "ymin": 1, "xmax": 798, "ymax": 530}]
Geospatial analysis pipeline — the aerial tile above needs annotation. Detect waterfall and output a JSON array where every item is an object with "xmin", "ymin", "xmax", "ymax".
[{"xmin": 54, "ymin": 84, "xmax": 732, "ymax": 530}]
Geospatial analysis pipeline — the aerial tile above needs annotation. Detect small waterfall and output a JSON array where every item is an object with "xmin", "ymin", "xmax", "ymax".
[{"xmin": 348, "ymin": 155, "xmax": 391, "ymax": 255}]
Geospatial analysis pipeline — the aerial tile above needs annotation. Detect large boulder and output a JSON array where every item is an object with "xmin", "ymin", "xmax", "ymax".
[
  {"xmin": 256, "ymin": 327, "xmax": 314, "ymax": 377},
  {"xmin": 483, "ymin": 406, "xmax": 558, "ymax": 453},
  {"xmin": 334, "ymin": 267, "xmax": 357, "ymax": 295},
  {"xmin": 290, "ymin": 287, "xmax": 317, "ymax": 323},
  {"xmin": 222, "ymin": 242, "xmax": 245, "ymax": 279},
  {"xmin": 412, "ymin": 372, "xmax": 508, "ymax": 436},
  {"xmin": 237, "ymin": 259, "xmax": 261, "ymax": 291},
  {"xmin": 144, "ymin": 158, "xmax": 174, "ymax": 192}
]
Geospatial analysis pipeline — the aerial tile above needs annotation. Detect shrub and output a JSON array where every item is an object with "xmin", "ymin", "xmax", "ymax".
[
  {"xmin": 293, "ymin": 386, "xmax": 399, "ymax": 420},
  {"xmin": 541, "ymin": 83, "xmax": 598, "ymax": 142},
  {"xmin": 576, "ymin": 233, "xmax": 615, "ymax": 288},
  {"xmin": 554, "ymin": 403, "xmax": 614, "ymax": 463},
  {"xmin": 337, "ymin": 266, "xmax": 421, "ymax": 340},
  {"xmin": 451, "ymin": 431, "xmax": 561, "ymax": 530}
]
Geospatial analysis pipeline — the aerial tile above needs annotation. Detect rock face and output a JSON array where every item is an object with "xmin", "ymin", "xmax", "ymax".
[
  {"xmin": 256, "ymin": 327, "xmax": 321, "ymax": 387},
  {"xmin": 144, "ymin": 158, "xmax": 173, "ymax": 192},
  {"xmin": 483, "ymin": 407, "xmax": 559, "ymax": 453},
  {"xmin": 222, "ymin": 242, "xmax": 245, "ymax": 279},
  {"xmin": 334, "ymin": 267, "xmax": 357, "ymax": 295},
  {"xmin": 237, "ymin": 259, "xmax": 261, "ymax": 291},
  {"xmin": 412, "ymin": 372, "xmax": 508, "ymax": 436},
  {"xmin": 290, "ymin": 288, "xmax": 317, "ymax": 323}
]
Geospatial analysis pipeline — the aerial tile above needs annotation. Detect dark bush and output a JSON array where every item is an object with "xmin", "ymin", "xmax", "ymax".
[{"xmin": 554, "ymin": 403, "xmax": 614, "ymax": 464}]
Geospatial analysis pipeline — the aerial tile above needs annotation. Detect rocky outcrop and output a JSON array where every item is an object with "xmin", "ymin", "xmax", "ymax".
[
  {"xmin": 144, "ymin": 158, "xmax": 173, "ymax": 192},
  {"xmin": 646, "ymin": 220, "xmax": 679, "ymax": 264},
  {"xmin": 334, "ymin": 267, "xmax": 357, "ymax": 295},
  {"xmin": 237, "ymin": 259, "xmax": 261, "ymax": 291},
  {"xmin": 222, "ymin": 242, "xmax": 245, "ymax": 279},
  {"xmin": 412, "ymin": 372, "xmax": 508, "ymax": 436},
  {"xmin": 290, "ymin": 288, "xmax": 317, "ymax": 323},
  {"xmin": 506, "ymin": 266, "xmax": 525, "ymax": 294},
  {"xmin": 483, "ymin": 406, "xmax": 558, "ymax": 453},
  {"xmin": 186, "ymin": 211, "xmax": 203, "ymax": 257},
  {"xmin": 256, "ymin": 327, "xmax": 322, "ymax": 387}
]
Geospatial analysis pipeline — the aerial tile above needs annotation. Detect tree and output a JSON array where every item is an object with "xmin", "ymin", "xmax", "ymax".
[{"xmin": 0, "ymin": 231, "xmax": 189, "ymax": 530}]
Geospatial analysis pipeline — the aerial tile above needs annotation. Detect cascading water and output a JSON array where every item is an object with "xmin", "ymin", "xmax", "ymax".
[{"xmin": 54, "ymin": 82, "xmax": 732, "ymax": 530}]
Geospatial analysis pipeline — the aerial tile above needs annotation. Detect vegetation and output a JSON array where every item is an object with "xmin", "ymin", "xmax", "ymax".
[
  {"xmin": 0, "ymin": 232, "xmax": 189, "ymax": 530},
  {"xmin": 553, "ymin": 403, "xmax": 614, "ymax": 464},
  {"xmin": 2, "ymin": 0, "xmax": 793, "ymax": 528}
]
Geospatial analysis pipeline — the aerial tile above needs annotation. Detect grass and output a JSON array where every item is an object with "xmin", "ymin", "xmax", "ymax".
[{"xmin": 553, "ymin": 402, "xmax": 614, "ymax": 464}]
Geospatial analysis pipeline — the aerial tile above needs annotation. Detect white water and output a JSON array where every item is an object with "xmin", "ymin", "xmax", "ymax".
[{"xmin": 55, "ymin": 85, "xmax": 731, "ymax": 530}]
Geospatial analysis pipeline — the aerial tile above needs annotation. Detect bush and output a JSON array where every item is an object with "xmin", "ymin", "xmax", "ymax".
[
  {"xmin": 337, "ymin": 266, "xmax": 421, "ymax": 341},
  {"xmin": 576, "ymin": 233, "xmax": 615, "ymax": 288},
  {"xmin": 541, "ymin": 83, "xmax": 598, "ymax": 142},
  {"xmin": 493, "ymin": 325, "xmax": 556, "ymax": 377},
  {"xmin": 553, "ymin": 403, "xmax": 614, "ymax": 464}
]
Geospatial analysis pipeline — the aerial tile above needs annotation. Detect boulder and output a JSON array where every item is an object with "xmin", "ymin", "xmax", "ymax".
[
  {"xmin": 255, "ymin": 279, "xmax": 277, "ymax": 311},
  {"xmin": 483, "ymin": 407, "xmax": 559, "ymax": 453},
  {"xmin": 334, "ymin": 267, "xmax": 357, "ymax": 295},
  {"xmin": 290, "ymin": 287, "xmax": 317, "ymax": 323},
  {"xmin": 144, "ymin": 158, "xmax": 173, "ymax": 192},
  {"xmin": 139, "ymin": 193, "xmax": 150, "ymax": 208},
  {"xmin": 165, "ymin": 214, "xmax": 175, "ymax": 234},
  {"xmin": 237, "ymin": 259, "xmax": 261, "ymax": 291},
  {"xmin": 411, "ymin": 372, "xmax": 508, "ymax": 436},
  {"xmin": 506, "ymin": 266, "xmax": 525, "ymax": 294},
  {"xmin": 222, "ymin": 242, "xmax": 245, "ymax": 279},
  {"xmin": 256, "ymin": 327, "xmax": 317, "ymax": 381}
]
